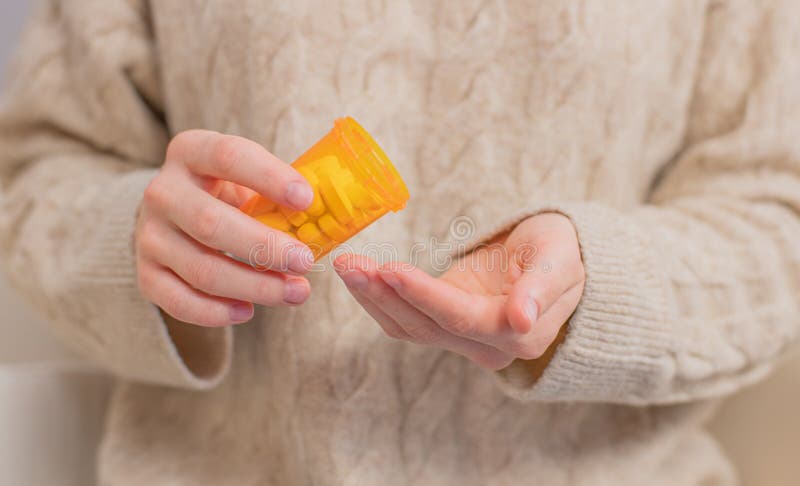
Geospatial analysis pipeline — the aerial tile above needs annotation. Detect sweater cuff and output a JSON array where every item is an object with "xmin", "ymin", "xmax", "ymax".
[
  {"xmin": 65, "ymin": 170, "xmax": 232, "ymax": 389},
  {"xmin": 460, "ymin": 202, "xmax": 677, "ymax": 403}
]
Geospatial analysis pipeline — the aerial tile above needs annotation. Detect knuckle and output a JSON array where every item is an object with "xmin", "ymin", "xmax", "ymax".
[
  {"xmin": 186, "ymin": 256, "xmax": 220, "ymax": 291},
  {"xmin": 136, "ymin": 221, "xmax": 161, "ymax": 256},
  {"xmin": 166, "ymin": 130, "xmax": 196, "ymax": 160},
  {"xmin": 254, "ymin": 276, "xmax": 281, "ymax": 304},
  {"xmin": 193, "ymin": 204, "xmax": 224, "ymax": 242},
  {"xmin": 369, "ymin": 290, "xmax": 395, "ymax": 310},
  {"xmin": 162, "ymin": 290, "xmax": 189, "ymax": 321},
  {"xmin": 444, "ymin": 315, "xmax": 473, "ymax": 336},
  {"xmin": 210, "ymin": 136, "xmax": 241, "ymax": 174},
  {"xmin": 248, "ymin": 239, "xmax": 281, "ymax": 271},
  {"xmin": 142, "ymin": 178, "xmax": 169, "ymax": 208},
  {"xmin": 404, "ymin": 323, "xmax": 441, "ymax": 345}
]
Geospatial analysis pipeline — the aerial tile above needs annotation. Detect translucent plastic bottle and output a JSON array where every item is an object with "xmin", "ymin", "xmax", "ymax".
[{"xmin": 240, "ymin": 117, "xmax": 410, "ymax": 260}]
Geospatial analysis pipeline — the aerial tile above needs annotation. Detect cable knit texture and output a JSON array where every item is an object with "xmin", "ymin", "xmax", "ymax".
[{"xmin": 1, "ymin": 0, "xmax": 799, "ymax": 485}]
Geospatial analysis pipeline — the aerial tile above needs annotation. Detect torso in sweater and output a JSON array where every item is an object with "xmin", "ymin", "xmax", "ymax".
[{"xmin": 100, "ymin": 0, "xmax": 732, "ymax": 484}]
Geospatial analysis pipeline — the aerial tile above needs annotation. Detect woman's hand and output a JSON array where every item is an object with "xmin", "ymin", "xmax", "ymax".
[
  {"xmin": 136, "ymin": 130, "xmax": 316, "ymax": 326},
  {"xmin": 333, "ymin": 213, "xmax": 585, "ymax": 370}
]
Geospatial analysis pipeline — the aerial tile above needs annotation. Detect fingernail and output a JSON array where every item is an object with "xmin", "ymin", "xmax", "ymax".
[
  {"xmin": 288, "ymin": 245, "xmax": 314, "ymax": 274},
  {"xmin": 230, "ymin": 303, "xmax": 253, "ymax": 322},
  {"xmin": 285, "ymin": 181, "xmax": 313, "ymax": 209},
  {"xmin": 340, "ymin": 270, "xmax": 368, "ymax": 290},
  {"xmin": 284, "ymin": 278, "xmax": 309, "ymax": 305},
  {"xmin": 524, "ymin": 296, "xmax": 538, "ymax": 325},
  {"xmin": 379, "ymin": 271, "xmax": 401, "ymax": 289}
]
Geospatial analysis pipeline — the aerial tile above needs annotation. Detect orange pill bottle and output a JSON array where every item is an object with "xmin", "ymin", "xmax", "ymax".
[{"xmin": 240, "ymin": 117, "xmax": 410, "ymax": 260}]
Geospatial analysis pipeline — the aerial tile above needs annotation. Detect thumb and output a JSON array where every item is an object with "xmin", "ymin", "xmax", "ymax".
[{"xmin": 504, "ymin": 218, "xmax": 584, "ymax": 334}]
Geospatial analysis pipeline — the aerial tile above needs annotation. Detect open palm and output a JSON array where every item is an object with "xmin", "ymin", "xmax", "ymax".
[{"xmin": 333, "ymin": 213, "xmax": 585, "ymax": 369}]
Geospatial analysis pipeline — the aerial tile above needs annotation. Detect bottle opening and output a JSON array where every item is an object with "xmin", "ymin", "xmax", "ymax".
[{"xmin": 334, "ymin": 117, "xmax": 410, "ymax": 212}]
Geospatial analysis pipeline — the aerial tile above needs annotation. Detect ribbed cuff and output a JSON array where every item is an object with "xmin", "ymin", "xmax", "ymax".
[
  {"xmin": 66, "ymin": 169, "xmax": 232, "ymax": 389},
  {"xmin": 459, "ymin": 202, "xmax": 677, "ymax": 403}
]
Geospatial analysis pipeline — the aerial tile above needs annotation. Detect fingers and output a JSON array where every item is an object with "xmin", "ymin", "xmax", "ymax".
[
  {"xmin": 209, "ymin": 179, "xmax": 258, "ymax": 208},
  {"xmin": 375, "ymin": 263, "xmax": 508, "ymax": 339},
  {"xmin": 335, "ymin": 267, "xmax": 411, "ymax": 340},
  {"xmin": 137, "ymin": 259, "xmax": 254, "ymax": 327},
  {"xmin": 167, "ymin": 130, "xmax": 313, "ymax": 210},
  {"xmin": 505, "ymin": 239, "xmax": 585, "ymax": 334},
  {"xmin": 143, "ymin": 177, "xmax": 313, "ymax": 273},
  {"xmin": 141, "ymin": 222, "xmax": 310, "ymax": 306},
  {"xmin": 334, "ymin": 255, "xmax": 513, "ymax": 370},
  {"xmin": 325, "ymin": 213, "xmax": 584, "ymax": 366},
  {"xmin": 135, "ymin": 130, "xmax": 320, "ymax": 326},
  {"xmin": 338, "ymin": 255, "xmax": 449, "ymax": 344},
  {"xmin": 522, "ymin": 283, "xmax": 584, "ymax": 353}
]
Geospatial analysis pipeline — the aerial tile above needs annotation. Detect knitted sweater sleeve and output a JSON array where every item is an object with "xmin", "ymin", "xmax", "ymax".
[
  {"xmin": 0, "ymin": 1, "xmax": 232, "ymax": 389},
  {"xmin": 487, "ymin": 0, "xmax": 800, "ymax": 404}
]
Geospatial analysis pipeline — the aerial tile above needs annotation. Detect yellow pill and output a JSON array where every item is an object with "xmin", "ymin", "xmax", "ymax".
[
  {"xmin": 315, "ymin": 164, "xmax": 356, "ymax": 191},
  {"xmin": 306, "ymin": 188, "xmax": 326, "ymax": 217},
  {"xmin": 287, "ymin": 211, "xmax": 310, "ymax": 227},
  {"xmin": 255, "ymin": 212, "xmax": 292, "ymax": 232},
  {"xmin": 295, "ymin": 166, "xmax": 326, "ymax": 217},
  {"xmin": 307, "ymin": 240, "xmax": 334, "ymax": 260},
  {"xmin": 318, "ymin": 213, "xmax": 351, "ymax": 241},
  {"xmin": 314, "ymin": 155, "xmax": 342, "ymax": 170},
  {"xmin": 314, "ymin": 158, "xmax": 355, "ymax": 195},
  {"xmin": 320, "ymin": 176, "xmax": 356, "ymax": 225},
  {"xmin": 296, "ymin": 222, "xmax": 323, "ymax": 244},
  {"xmin": 297, "ymin": 166, "xmax": 320, "ymax": 186},
  {"xmin": 296, "ymin": 222, "xmax": 334, "ymax": 258},
  {"xmin": 350, "ymin": 209, "xmax": 373, "ymax": 229},
  {"xmin": 314, "ymin": 232, "xmax": 334, "ymax": 248},
  {"xmin": 346, "ymin": 181, "xmax": 381, "ymax": 211},
  {"xmin": 309, "ymin": 155, "xmax": 343, "ymax": 174},
  {"xmin": 279, "ymin": 206, "xmax": 310, "ymax": 227}
]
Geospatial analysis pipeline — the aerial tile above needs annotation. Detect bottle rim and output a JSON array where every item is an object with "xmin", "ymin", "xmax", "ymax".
[{"xmin": 333, "ymin": 117, "xmax": 410, "ymax": 212}]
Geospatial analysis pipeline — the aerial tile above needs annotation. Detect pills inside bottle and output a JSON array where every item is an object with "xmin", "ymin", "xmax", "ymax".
[{"xmin": 240, "ymin": 117, "xmax": 410, "ymax": 260}]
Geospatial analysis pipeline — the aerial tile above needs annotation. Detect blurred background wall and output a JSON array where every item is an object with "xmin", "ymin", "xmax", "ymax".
[
  {"xmin": 0, "ymin": 0, "xmax": 72, "ymax": 366},
  {"xmin": 0, "ymin": 4, "xmax": 111, "ymax": 486},
  {"xmin": 0, "ymin": 1, "xmax": 798, "ymax": 486}
]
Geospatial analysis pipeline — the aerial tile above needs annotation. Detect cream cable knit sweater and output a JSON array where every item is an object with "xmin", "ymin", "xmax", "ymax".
[{"xmin": 1, "ymin": 1, "xmax": 799, "ymax": 485}]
